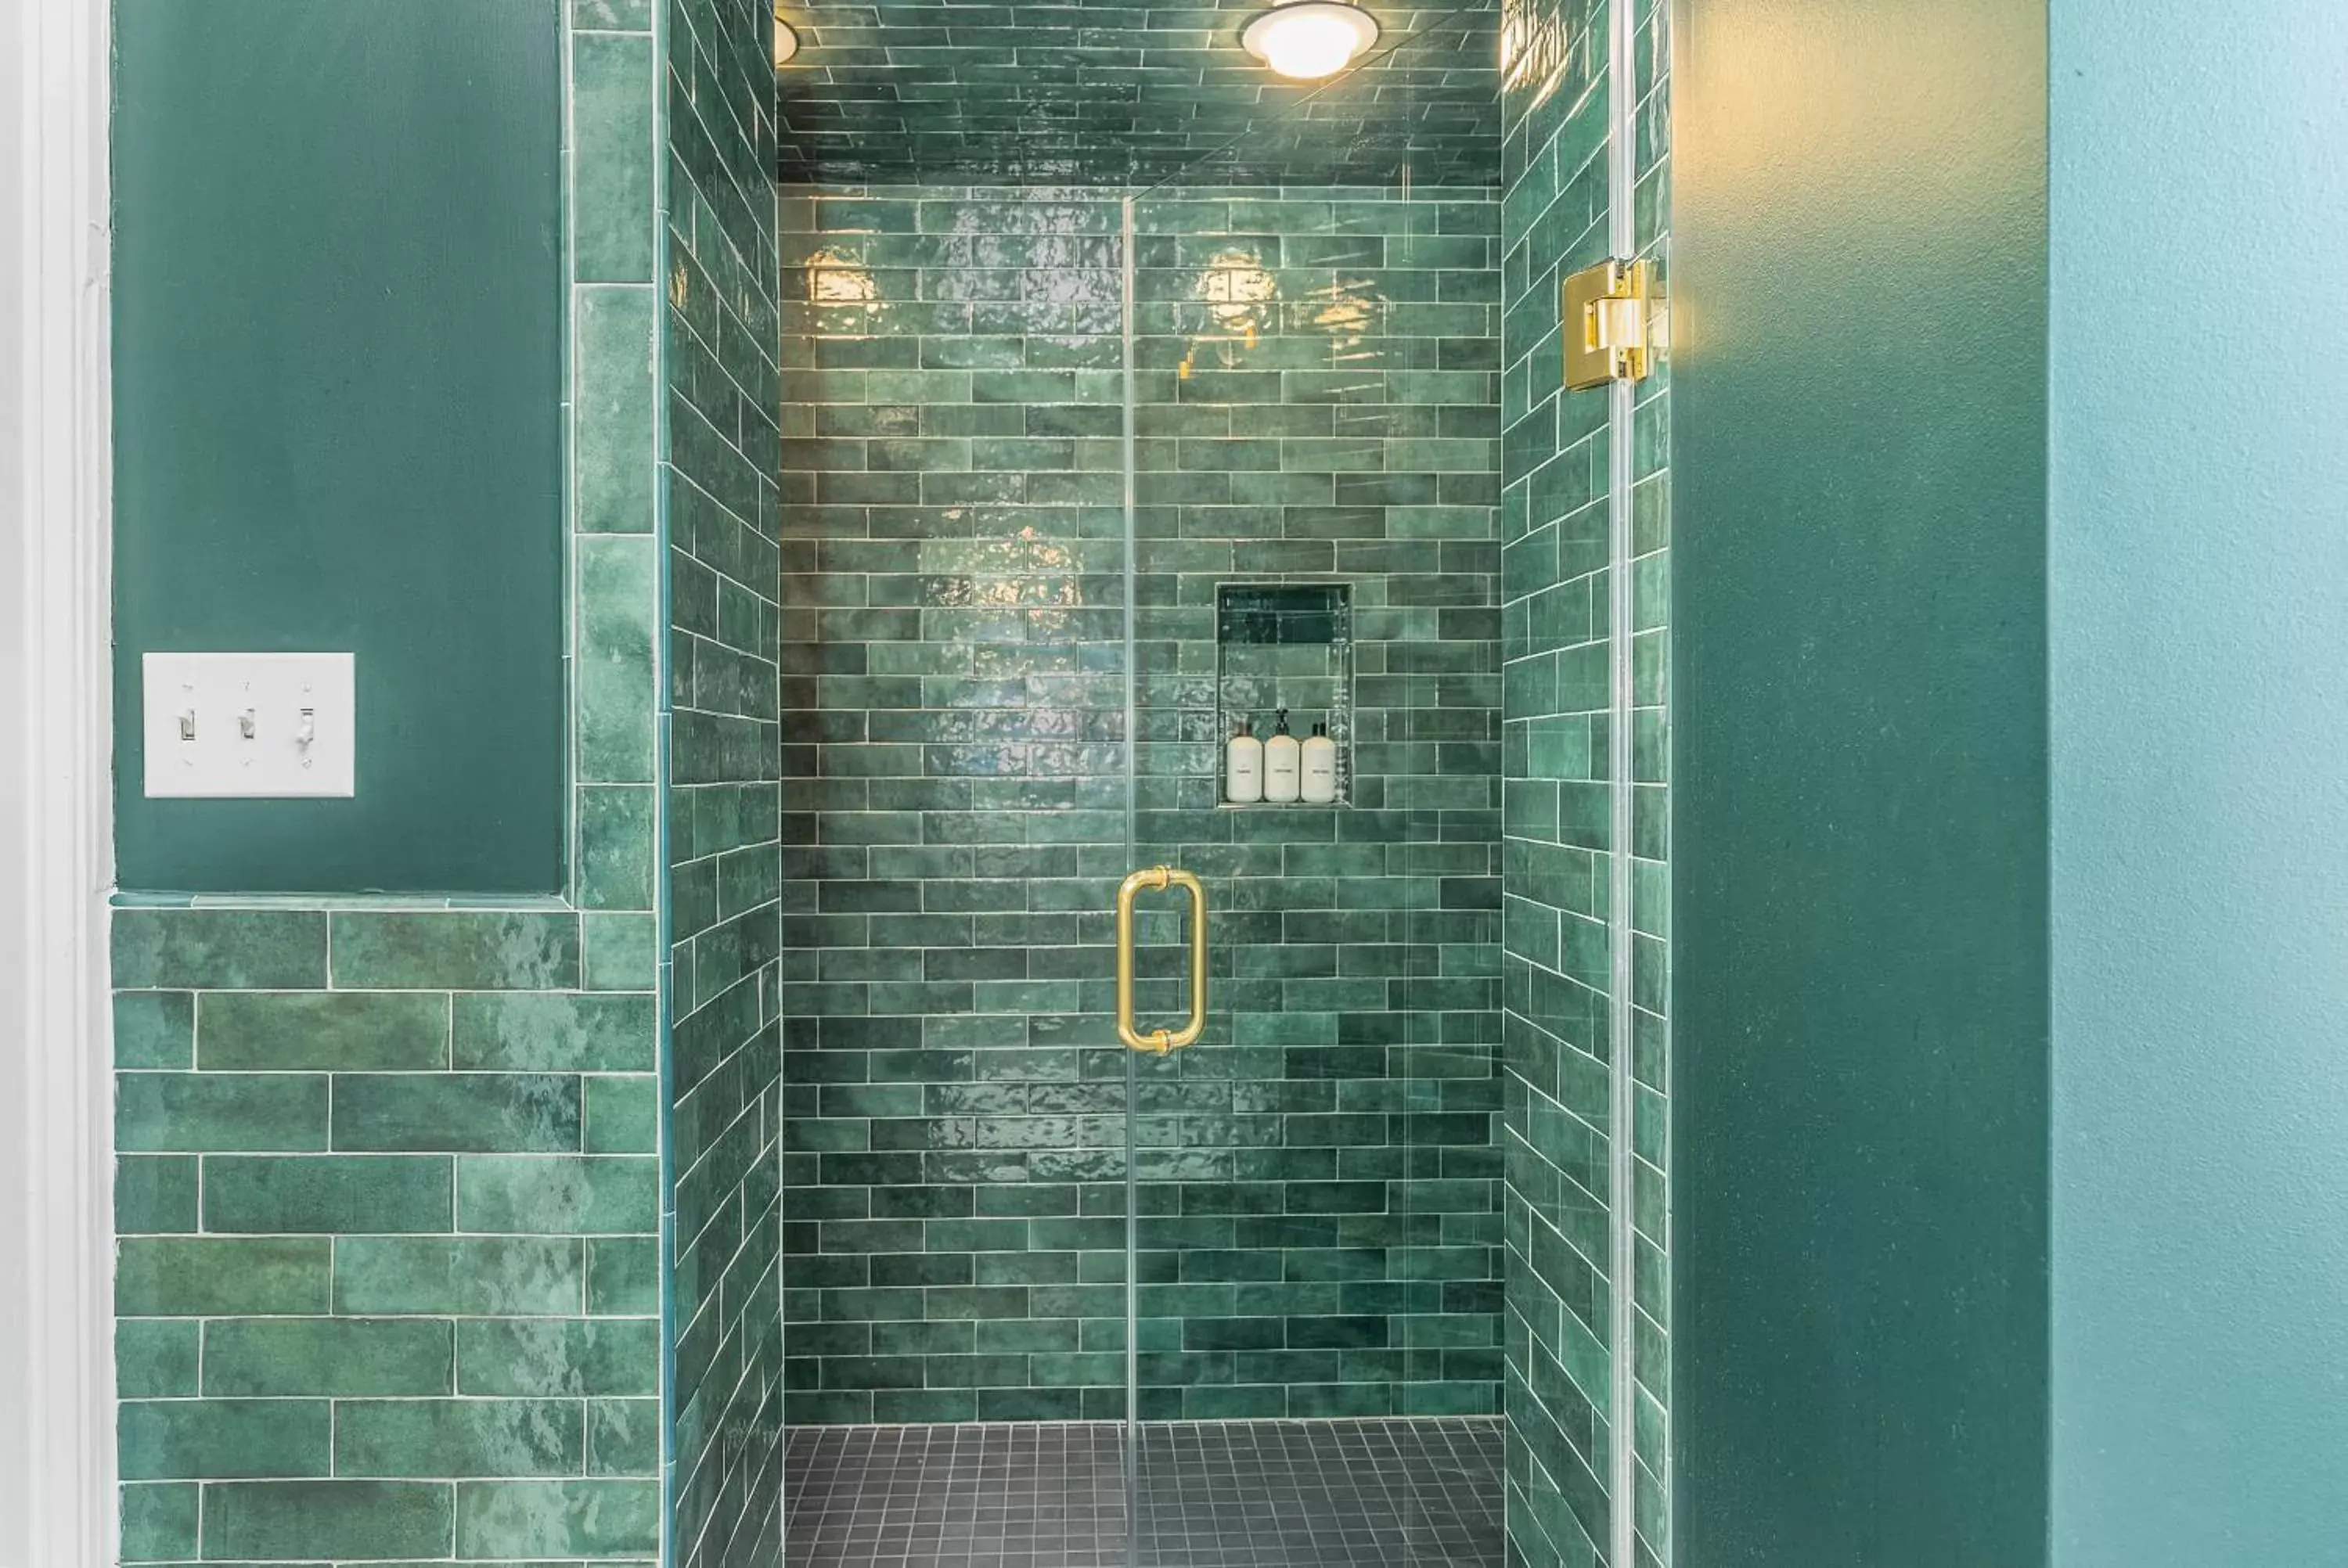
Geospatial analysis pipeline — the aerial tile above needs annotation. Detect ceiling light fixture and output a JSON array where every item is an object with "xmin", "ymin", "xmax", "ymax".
[
  {"xmin": 772, "ymin": 8, "xmax": 799, "ymax": 68},
  {"xmin": 1241, "ymin": 1, "xmax": 1379, "ymax": 81}
]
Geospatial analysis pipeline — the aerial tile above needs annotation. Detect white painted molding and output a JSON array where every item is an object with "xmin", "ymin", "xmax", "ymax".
[{"xmin": 2, "ymin": 0, "xmax": 117, "ymax": 1559}]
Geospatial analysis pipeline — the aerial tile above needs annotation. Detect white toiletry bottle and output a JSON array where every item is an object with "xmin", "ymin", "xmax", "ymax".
[
  {"xmin": 1300, "ymin": 721, "xmax": 1338, "ymax": 804},
  {"xmin": 1225, "ymin": 719, "xmax": 1263, "ymax": 804},
  {"xmin": 1263, "ymin": 709, "xmax": 1301, "ymax": 803}
]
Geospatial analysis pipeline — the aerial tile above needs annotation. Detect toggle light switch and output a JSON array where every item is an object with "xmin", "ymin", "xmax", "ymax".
[{"xmin": 142, "ymin": 653, "xmax": 355, "ymax": 798}]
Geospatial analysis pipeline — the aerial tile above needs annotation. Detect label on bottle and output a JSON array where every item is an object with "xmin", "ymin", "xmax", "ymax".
[
  {"xmin": 1300, "ymin": 736, "xmax": 1338, "ymax": 804},
  {"xmin": 1226, "ymin": 735, "xmax": 1264, "ymax": 804},
  {"xmin": 1263, "ymin": 735, "xmax": 1301, "ymax": 804}
]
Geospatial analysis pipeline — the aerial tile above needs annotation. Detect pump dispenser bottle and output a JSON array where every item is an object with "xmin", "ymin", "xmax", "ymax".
[
  {"xmin": 1225, "ymin": 719, "xmax": 1263, "ymax": 804},
  {"xmin": 1263, "ymin": 709, "xmax": 1301, "ymax": 803},
  {"xmin": 1300, "ymin": 721, "xmax": 1338, "ymax": 803}
]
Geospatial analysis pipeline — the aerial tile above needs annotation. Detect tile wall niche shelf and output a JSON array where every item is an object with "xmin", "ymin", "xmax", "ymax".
[{"xmin": 1216, "ymin": 583, "xmax": 1352, "ymax": 808}]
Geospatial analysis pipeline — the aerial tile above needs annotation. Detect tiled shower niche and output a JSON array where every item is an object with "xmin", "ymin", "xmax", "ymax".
[{"xmin": 1216, "ymin": 583, "xmax": 1352, "ymax": 807}]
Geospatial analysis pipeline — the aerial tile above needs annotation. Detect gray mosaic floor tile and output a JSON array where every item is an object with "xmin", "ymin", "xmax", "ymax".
[{"xmin": 782, "ymin": 1416, "xmax": 1504, "ymax": 1566}]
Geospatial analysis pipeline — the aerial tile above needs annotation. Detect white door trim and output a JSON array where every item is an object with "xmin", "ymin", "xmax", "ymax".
[{"xmin": 2, "ymin": 0, "xmax": 117, "ymax": 1559}]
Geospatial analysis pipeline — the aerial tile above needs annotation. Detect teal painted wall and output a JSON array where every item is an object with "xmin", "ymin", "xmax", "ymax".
[
  {"xmin": 2049, "ymin": 3, "xmax": 2348, "ymax": 1560},
  {"xmin": 113, "ymin": 0, "xmax": 565, "ymax": 894},
  {"xmin": 1667, "ymin": 0, "xmax": 2049, "ymax": 1560}
]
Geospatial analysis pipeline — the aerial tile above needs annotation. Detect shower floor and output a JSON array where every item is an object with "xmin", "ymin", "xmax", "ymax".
[{"xmin": 781, "ymin": 1415, "xmax": 1505, "ymax": 1567}]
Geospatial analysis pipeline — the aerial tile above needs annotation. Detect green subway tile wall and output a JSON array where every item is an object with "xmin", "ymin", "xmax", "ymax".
[
  {"xmin": 1129, "ymin": 185, "xmax": 1510, "ymax": 1422},
  {"xmin": 663, "ymin": 0, "xmax": 787, "ymax": 1562},
  {"xmin": 776, "ymin": 183, "xmax": 1141, "ymax": 1426},
  {"xmin": 775, "ymin": 182, "xmax": 1507, "ymax": 1425},
  {"xmin": 1498, "ymin": 0, "xmax": 1672, "ymax": 1562},
  {"xmin": 110, "ymin": 3, "xmax": 668, "ymax": 1563}
]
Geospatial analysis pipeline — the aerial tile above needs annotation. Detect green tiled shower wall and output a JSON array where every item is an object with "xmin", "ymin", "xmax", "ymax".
[
  {"xmin": 661, "ymin": 0, "xmax": 787, "ymax": 1563},
  {"xmin": 1497, "ymin": 0, "xmax": 1672, "ymax": 1563},
  {"xmin": 776, "ymin": 183, "xmax": 1507, "ymax": 1423},
  {"xmin": 111, "ymin": 4, "xmax": 667, "ymax": 1563}
]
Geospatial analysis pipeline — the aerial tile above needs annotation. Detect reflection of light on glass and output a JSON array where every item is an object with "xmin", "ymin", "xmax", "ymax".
[
  {"xmin": 1309, "ymin": 273, "xmax": 1381, "ymax": 355},
  {"xmin": 1500, "ymin": 10, "xmax": 1569, "ymax": 106},
  {"xmin": 1181, "ymin": 249, "xmax": 1277, "ymax": 372},
  {"xmin": 805, "ymin": 248, "xmax": 878, "ymax": 305},
  {"xmin": 1199, "ymin": 249, "xmax": 1277, "ymax": 330},
  {"xmin": 1313, "ymin": 294, "xmax": 1371, "ymax": 335}
]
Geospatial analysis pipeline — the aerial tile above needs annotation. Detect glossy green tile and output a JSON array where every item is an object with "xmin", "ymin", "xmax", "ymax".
[
  {"xmin": 571, "ymin": 40, "xmax": 654, "ymax": 283},
  {"xmin": 455, "ymin": 1317, "xmax": 660, "ymax": 1395},
  {"xmin": 112, "ymin": 910, "xmax": 326, "ymax": 991},
  {"xmin": 116, "ymin": 1073, "xmax": 327, "ymax": 1153},
  {"xmin": 202, "ymin": 1480, "xmax": 453, "ymax": 1561},
  {"xmin": 202, "ymin": 1154, "xmax": 454, "ymax": 1234},
  {"xmin": 582, "ymin": 912, "xmax": 657, "ymax": 991},
  {"xmin": 451, "ymin": 992, "xmax": 655, "ymax": 1072},
  {"xmin": 578, "ymin": 538, "xmax": 658, "ymax": 784},
  {"xmin": 121, "ymin": 1481, "xmax": 198, "ymax": 1562},
  {"xmin": 585, "ymin": 1236, "xmax": 658, "ymax": 1314},
  {"xmin": 333, "ymin": 1237, "xmax": 584, "ymax": 1316},
  {"xmin": 198, "ymin": 991, "xmax": 449, "ymax": 1071},
  {"xmin": 114, "ymin": 1319, "xmax": 200, "ymax": 1398},
  {"xmin": 337, "ymin": 1399, "xmax": 582, "ymax": 1478},
  {"xmin": 115, "ymin": 1238, "xmax": 330, "ymax": 1317},
  {"xmin": 115, "ymin": 1155, "xmax": 198, "ymax": 1233},
  {"xmin": 333, "ymin": 1073, "xmax": 582, "ymax": 1153},
  {"xmin": 119, "ymin": 1397, "xmax": 331, "ymax": 1480},
  {"xmin": 588, "ymin": 1397, "xmax": 660, "ymax": 1475},
  {"xmin": 455, "ymin": 1154, "xmax": 657, "ymax": 1233},
  {"xmin": 203, "ymin": 1318, "xmax": 455, "ymax": 1397},
  {"xmin": 113, "ymin": 991, "xmax": 193, "ymax": 1069},
  {"xmin": 576, "ymin": 783, "xmax": 658, "ymax": 909},
  {"xmin": 584, "ymin": 1074, "xmax": 658, "ymax": 1152},
  {"xmin": 330, "ymin": 912, "xmax": 581, "ymax": 991},
  {"xmin": 454, "ymin": 1477, "xmax": 659, "ymax": 1558}
]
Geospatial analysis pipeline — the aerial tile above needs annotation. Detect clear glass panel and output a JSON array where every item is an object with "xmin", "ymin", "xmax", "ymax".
[
  {"xmin": 769, "ymin": 13, "xmax": 1507, "ymax": 1563},
  {"xmin": 1118, "ymin": 21, "xmax": 1508, "ymax": 1564}
]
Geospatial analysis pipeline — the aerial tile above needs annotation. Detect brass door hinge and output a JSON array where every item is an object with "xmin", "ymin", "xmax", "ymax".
[{"xmin": 1563, "ymin": 258, "xmax": 1653, "ymax": 390}]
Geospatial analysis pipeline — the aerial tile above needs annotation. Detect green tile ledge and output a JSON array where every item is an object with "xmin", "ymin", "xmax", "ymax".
[{"xmin": 113, "ymin": 891, "xmax": 577, "ymax": 911}]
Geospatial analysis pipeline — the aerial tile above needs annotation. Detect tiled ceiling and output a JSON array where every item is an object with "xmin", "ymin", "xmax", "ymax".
[{"xmin": 774, "ymin": 2, "xmax": 1502, "ymax": 187}]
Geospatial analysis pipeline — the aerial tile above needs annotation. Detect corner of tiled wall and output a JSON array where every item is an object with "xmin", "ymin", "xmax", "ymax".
[
  {"xmin": 111, "ymin": 4, "xmax": 668, "ymax": 1562},
  {"xmin": 660, "ymin": 0, "xmax": 787, "ymax": 1562},
  {"xmin": 1498, "ymin": 0, "xmax": 1672, "ymax": 1562}
]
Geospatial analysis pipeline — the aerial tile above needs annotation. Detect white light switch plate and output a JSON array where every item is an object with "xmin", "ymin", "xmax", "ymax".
[{"xmin": 142, "ymin": 652, "xmax": 355, "ymax": 798}]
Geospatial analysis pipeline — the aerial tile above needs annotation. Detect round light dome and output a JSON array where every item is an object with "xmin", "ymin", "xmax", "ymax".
[
  {"xmin": 1241, "ymin": 2, "xmax": 1380, "ymax": 81},
  {"xmin": 772, "ymin": 9, "xmax": 798, "ymax": 68}
]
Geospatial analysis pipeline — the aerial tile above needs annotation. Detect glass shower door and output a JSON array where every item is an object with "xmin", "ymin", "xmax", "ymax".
[{"xmin": 1113, "ymin": 61, "xmax": 1511, "ymax": 1555}]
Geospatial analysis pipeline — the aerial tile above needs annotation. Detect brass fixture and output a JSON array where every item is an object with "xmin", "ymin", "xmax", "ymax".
[
  {"xmin": 1562, "ymin": 257, "xmax": 1652, "ymax": 390},
  {"xmin": 1115, "ymin": 865, "xmax": 1208, "ymax": 1054}
]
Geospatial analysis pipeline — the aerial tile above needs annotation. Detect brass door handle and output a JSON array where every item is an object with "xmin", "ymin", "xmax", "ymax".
[{"xmin": 1115, "ymin": 865, "xmax": 1207, "ymax": 1054}]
